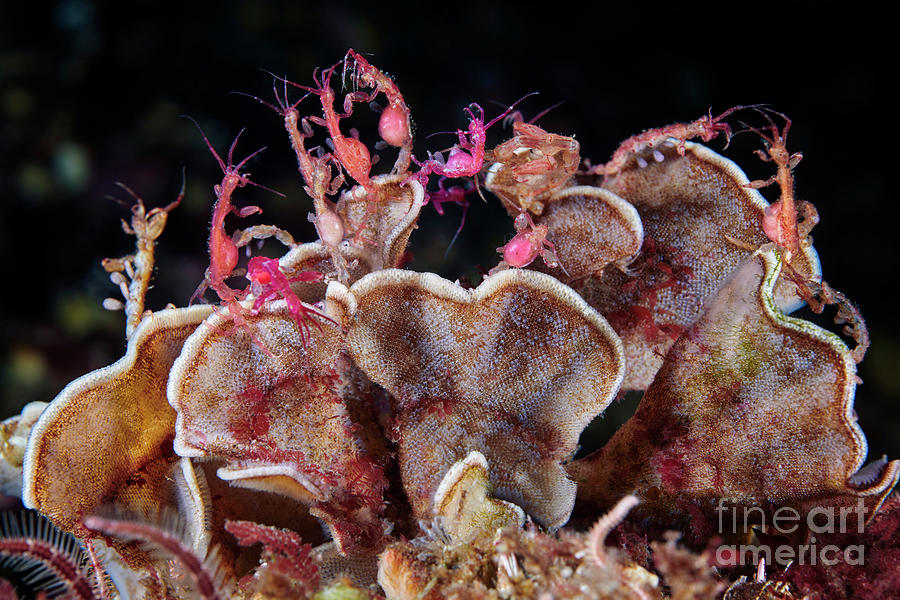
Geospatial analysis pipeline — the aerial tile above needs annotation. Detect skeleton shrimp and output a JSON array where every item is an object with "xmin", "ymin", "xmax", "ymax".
[
  {"xmin": 237, "ymin": 76, "xmax": 351, "ymax": 280},
  {"xmin": 588, "ymin": 105, "xmax": 760, "ymax": 179},
  {"xmin": 185, "ymin": 122, "xmax": 272, "ymax": 305},
  {"xmin": 742, "ymin": 108, "xmax": 804, "ymax": 257},
  {"xmin": 428, "ymin": 178, "xmax": 475, "ymax": 256},
  {"xmin": 246, "ymin": 256, "xmax": 334, "ymax": 345},
  {"xmin": 491, "ymin": 212, "xmax": 563, "ymax": 274},
  {"xmin": 187, "ymin": 121, "xmax": 327, "ymax": 350},
  {"xmin": 415, "ymin": 97, "xmax": 534, "ymax": 182},
  {"xmin": 283, "ymin": 64, "xmax": 375, "ymax": 193},
  {"xmin": 343, "ymin": 49, "xmax": 413, "ymax": 172},
  {"xmin": 102, "ymin": 177, "xmax": 183, "ymax": 339},
  {"xmin": 486, "ymin": 121, "xmax": 580, "ymax": 215}
]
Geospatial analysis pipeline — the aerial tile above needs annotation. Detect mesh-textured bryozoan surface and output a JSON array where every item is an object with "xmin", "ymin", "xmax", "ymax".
[
  {"xmin": 342, "ymin": 268, "xmax": 624, "ymax": 529},
  {"xmin": 571, "ymin": 247, "xmax": 899, "ymax": 516},
  {"xmin": 168, "ymin": 302, "xmax": 390, "ymax": 553},
  {"xmin": 335, "ymin": 174, "xmax": 423, "ymax": 270},
  {"xmin": 279, "ymin": 242, "xmax": 378, "ymax": 303},
  {"xmin": 535, "ymin": 185, "xmax": 643, "ymax": 282},
  {"xmin": 23, "ymin": 306, "xmax": 212, "ymax": 532},
  {"xmin": 578, "ymin": 142, "xmax": 820, "ymax": 390}
]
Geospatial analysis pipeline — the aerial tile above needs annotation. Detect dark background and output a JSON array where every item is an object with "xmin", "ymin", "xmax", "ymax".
[{"xmin": 1, "ymin": 2, "xmax": 897, "ymax": 460}]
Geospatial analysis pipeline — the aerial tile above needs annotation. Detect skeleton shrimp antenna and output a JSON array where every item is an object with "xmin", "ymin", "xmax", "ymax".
[{"xmin": 179, "ymin": 115, "xmax": 284, "ymax": 198}]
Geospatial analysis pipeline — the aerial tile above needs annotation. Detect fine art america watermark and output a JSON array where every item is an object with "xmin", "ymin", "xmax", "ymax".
[{"xmin": 714, "ymin": 499, "xmax": 868, "ymax": 567}]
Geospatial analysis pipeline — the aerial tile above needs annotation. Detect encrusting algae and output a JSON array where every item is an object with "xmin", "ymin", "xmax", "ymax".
[{"xmin": 1, "ymin": 50, "xmax": 897, "ymax": 599}]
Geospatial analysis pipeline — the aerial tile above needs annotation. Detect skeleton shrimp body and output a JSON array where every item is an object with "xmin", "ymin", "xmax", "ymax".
[
  {"xmin": 589, "ymin": 106, "xmax": 754, "ymax": 179},
  {"xmin": 284, "ymin": 65, "xmax": 374, "ymax": 192},
  {"xmin": 344, "ymin": 49, "xmax": 413, "ymax": 163},
  {"xmin": 416, "ymin": 104, "xmax": 491, "ymax": 181},
  {"xmin": 189, "ymin": 127, "xmax": 266, "ymax": 305},
  {"xmin": 187, "ymin": 122, "xmax": 329, "ymax": 349},
  {"xmin": 491, "ymin": 212, "xmax": 562, "ymax": 274},
  {"xmin": 247, "ymin": 256, "xmax": 332, "ymax": 345}
]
